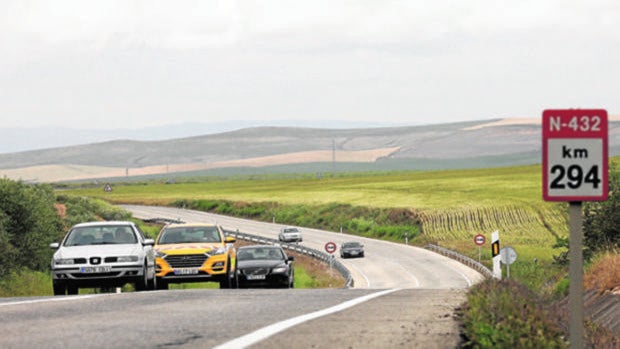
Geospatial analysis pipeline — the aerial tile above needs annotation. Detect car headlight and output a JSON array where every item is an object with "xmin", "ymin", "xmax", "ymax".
[
  {"xmin": 155, "ymin": 250, "xmax": 167, "ymax": 258},
  {"xmin": 54, "ymin": 258, "xmax": 75, "ymax": 265},
  {"xmin": 117, "ymin": 255, "xmax": 139, "ymax": 262},
  {"xmin": 207, "ymin": 248, "xmax": 226, "ymax": 256},
  {"xmin": 272, "ymin": 265, "xmax": 288, "ymax": 274}
]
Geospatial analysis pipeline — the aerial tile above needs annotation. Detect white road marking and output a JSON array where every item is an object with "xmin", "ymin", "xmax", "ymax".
[
  {"xmin": 213, "ymin": 288, "xmax": 401, "ymax": 349},
  {"xmin": 443, "ymin": 260, "xmax": 474, "ymax": 287},
  {"xmin": 344, "ymin": 261, "xmax": 371, "ymax": 288},
  {"xmin": 0, "ymin": 294, "xmax": 103, "ymax": 307}
]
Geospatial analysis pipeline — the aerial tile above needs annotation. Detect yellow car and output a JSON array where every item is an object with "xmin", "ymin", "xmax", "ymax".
[{"xmin": 154, "ymin": 223, "xmax": 237, "ymax": 289}]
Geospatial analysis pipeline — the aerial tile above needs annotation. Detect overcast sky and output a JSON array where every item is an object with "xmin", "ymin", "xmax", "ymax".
[{"xmin": 1, "ymin": 0, "xmax": 619, "ymax": 130}]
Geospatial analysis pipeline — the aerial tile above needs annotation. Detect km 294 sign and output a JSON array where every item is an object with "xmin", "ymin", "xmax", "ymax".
[{"xmin": 542, "ymin": 109, "xmax": 608, "ymax": 202}]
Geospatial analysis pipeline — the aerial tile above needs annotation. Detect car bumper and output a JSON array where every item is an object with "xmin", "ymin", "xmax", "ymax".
[
  {"xmin": 280, "ymin": 236, "xmax": 302, "ymax": 242},
  {"xmin": 51, "ymin": 263, "xmax": 144, "ymax": 287},
  {"xmin": 155, "ymin": 255, "xmax": 230, "ymax": 283},
  {"xmin": 237, "ymin": 273, "xmax": 290, "ymax": 288}
]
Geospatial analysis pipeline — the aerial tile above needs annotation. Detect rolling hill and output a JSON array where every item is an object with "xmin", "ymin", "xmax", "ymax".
[{"xmin": 2, "ymin": 118, "xmax": 619, "ymax": 182}]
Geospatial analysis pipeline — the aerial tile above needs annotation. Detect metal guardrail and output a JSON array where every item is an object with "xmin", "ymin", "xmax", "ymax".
[
  {"xmin": 425, "ymin": 244, "xmax": 493, "ymax": 279},
  {"xmin": 224, "ymin": 228, "xmax": 354, "ymax": 288}
]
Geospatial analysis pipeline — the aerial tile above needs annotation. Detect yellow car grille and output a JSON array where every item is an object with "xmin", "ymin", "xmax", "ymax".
[{"xmin": 165, "ymin": 254, "xmax": 207, "ymax": 268}]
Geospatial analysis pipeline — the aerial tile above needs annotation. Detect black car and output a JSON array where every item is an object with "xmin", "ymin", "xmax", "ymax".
[
  {"xmin": 340, "ymin": 241, "xmax": 365, "ymax": 258},
  {"xmin": 236, "ymin": 245, "xmax": 294, "ymax": 288}
]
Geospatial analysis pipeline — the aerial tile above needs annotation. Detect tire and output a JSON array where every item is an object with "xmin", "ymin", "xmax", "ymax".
[
  {"xmin": 156, "ymin": 278, "xmax": 168, "ymax": 290},
  {"xmin": 219, "ymin": 258, "xmax": 232, "ymax": 289},
  {"xmin": 53, "ymin": 281, "xmax": 66, "ymax": 296},
  {"xmin": 147, "ymin": 264, "xmax": 157, "ymax": 290},
  {"xmin": 67, "ymin": 285, "xmax": 78, "ymax": 295},
  {"xmin": 230, "ymin": 262, "xmax": 239, "ymax": 289},
  {"xmin": 135, "ymin": 263, "xmax": 149, "ymax": 291}
]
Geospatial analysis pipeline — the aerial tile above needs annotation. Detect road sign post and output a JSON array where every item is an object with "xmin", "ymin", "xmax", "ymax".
[
  {"xmin": 491, "ymin": 231, "xmax": 501, "ymax": 279},
  {"xmin": 500, "ymin": 246, "xmax": 517, "ymax": 278},
  {"xmin": 474, "ymin": 234, "xmax": 486, "ymax": 263},
  {"xmin": 542, "ymin": 109, "xmax": 608, "ymax": 349},
  {"xmin": 325, "ymin": 241, "xmax": 337, "ymax": 275}
]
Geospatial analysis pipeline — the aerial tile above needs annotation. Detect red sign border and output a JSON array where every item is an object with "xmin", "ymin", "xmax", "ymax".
[
  {"xmin": 474, "ymin": 234, "xmax": 486, "ymax": 246},
  {"xmin": 324, "ymin": 241, "xmax": 337, "ymax": 254},
  {"xmin": 542, "ymin": 109, "xmax": 608, "ymax": 202}
]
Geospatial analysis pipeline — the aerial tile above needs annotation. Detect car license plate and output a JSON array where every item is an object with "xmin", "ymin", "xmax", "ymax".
[
  {"xmin": 174, "ymin": 268, "xmax": 199, "ymax": 275},
  {"xmin": 246, "ymin": 275, "xmax": 266, "ymax": 280},
  {"xmin": 81, "ymin": 266, "xmax": 111, "ymax": 273},
  {"xmin": 350, "ymin": 251, "xmax": 358, "ymax": 255}
]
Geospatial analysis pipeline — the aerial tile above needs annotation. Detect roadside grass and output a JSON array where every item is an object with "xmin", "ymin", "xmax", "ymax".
[{"xmin": 0, "ymin": 270, "xmax": 53, "ymax": 297}]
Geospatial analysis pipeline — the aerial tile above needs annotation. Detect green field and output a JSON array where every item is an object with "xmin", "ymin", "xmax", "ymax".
[{"xmin": 66, "ymin": 163, "xmax": 578, "ymax": 266}]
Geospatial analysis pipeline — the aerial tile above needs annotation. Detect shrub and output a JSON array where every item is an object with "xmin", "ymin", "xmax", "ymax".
[{"xmin": 461, "ymin": 278, "xmax": 567, "ymax": 349}]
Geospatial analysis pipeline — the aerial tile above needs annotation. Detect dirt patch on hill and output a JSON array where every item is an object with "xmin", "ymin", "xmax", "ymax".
[{"xmin": 1, "ymin": 147, "xmax": 400, "ymax": 183}]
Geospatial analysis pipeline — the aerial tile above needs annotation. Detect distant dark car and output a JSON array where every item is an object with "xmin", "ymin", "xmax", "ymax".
[
  {"xmin": 236, "ymin": 245, "xmax": 294, "ymax": 288},
  {"xmin": 340, "ymin": 241, "xmax": 364, "ymax": 258}
]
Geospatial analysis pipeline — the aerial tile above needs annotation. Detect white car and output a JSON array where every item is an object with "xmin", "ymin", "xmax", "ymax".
[
  {"xmin": 278, "ymin": 227, "xmax": 303, "ymax": 243},
  {"xmin": 50, "ymin": 221, "xmax": 156, "ymax": 295}
]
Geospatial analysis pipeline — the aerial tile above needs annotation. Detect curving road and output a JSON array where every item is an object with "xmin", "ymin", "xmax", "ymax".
[
  {"xmin": 122, "ymin": 205, "xmax": 484, "ymax": 289},
  {"xmin": 0, "ymin": 205, "xmax": 484, "ymax": 348}
]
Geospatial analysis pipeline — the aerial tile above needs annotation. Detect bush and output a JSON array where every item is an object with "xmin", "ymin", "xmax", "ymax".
[
  {"xmin": 461, "ymin": 278, "xmax": 567, "ymax": 349},
  {"xmin": 0, "ymin": 179, "xmax": 64, "ymax": 277},
  {"xmin": 170, "ymin": 199, "xmax": 420, "ymax": 242}
]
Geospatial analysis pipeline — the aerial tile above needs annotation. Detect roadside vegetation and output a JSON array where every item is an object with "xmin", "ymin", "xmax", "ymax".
[{"xmin": 1, "ymin": 160, "xmax": 618, "ymax": 346}]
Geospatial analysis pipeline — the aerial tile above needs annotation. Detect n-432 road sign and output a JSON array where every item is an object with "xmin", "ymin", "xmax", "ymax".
[{"xmin": 542, "ymin": 109, "xmax": 608, "ymax": 202}]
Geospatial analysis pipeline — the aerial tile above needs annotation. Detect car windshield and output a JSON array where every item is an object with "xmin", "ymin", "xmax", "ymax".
[
  {"xmin": 343, "ymin": 242, "xmax": 361, "ymax": 248},
  {"xmin": 158, "ymin": 226, "xmax": 222, "ymax": 244},
  {"xmin": 283, "ymin": 228, "xmax": 299, "ymax": 233},
  {"xmin": 237, "ymin": 248, "xmax": 285, "ymax": 261},
  {"xmin": 64, "ymin": 225, "xmax": 137, "ymax": 246}
]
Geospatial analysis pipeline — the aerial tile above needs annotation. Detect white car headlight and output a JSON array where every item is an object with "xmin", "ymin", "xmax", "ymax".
[
  {"xmin": 272, "ymin": 265, "xmax": 288, "ymax": 274},
  {"xmin": 117, "ymin": 255, "xmax": 139, "ymax": 263},
  {"xmin": 54, "ymin": 258, "xmax": 75, "ymax": 265},
  {"xmin": 207, "ymin": 248, "xmax": 226, "ymax": 256}
]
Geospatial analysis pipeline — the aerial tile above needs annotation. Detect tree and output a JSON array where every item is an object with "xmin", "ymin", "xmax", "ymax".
[
  {"xmin": 582, "ymin": 163, "xmax": 620, "ymax": 257},
  {"xmin": 554, "ymin": 163, "xmax": 620, "ymax": 265},
  {"xmin": 0, "ymin": 179, "xmax": 64, "ymax": 277}
]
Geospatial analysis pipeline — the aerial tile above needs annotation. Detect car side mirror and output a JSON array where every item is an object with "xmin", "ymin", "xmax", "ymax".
[
  {"xmin": 49, "ymin": 242, "xmax": 59, "ymax": 249},
  {"xmin": 143, "ymin": 238, "xmax": 155, "ymax": 246},
  {"xmin": 225, "ymin": 236, "xmax": 237, "ymax": 243},
  {"xmin": 288, "ymin": 256, "xmax": 295, "ymax": 262}
]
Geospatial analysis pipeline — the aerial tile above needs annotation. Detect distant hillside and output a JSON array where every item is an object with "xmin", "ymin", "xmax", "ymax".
[{"xmin": 2, "ymin": 118, "xmax": 619, "ymax": 182}]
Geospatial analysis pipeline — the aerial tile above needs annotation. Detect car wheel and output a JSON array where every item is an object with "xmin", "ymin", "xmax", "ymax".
[
  {"xmin": 53, "ymin": 281, "xmax": 66, "ymax": 296},
  {"xmin": 147, "ymin": 268, "xmax": 157, "ymax": 290},
  {"xmin": 67, "ymin": 285, "xmax": 78, "ymax": 295},
  {"xmin": 219, "ymin": 258, "xmax": 232, "ymax": 289},
  {"xmin": 231, "ymin": 262, "xmax": 239, "ymax": 289},
  {"xmin": 135, "ymin": 264, "xmax": 149, "ymax": 291},
  {"xmin": 156, "ymin": 278, "xmax": 168, "ymax": 290}
]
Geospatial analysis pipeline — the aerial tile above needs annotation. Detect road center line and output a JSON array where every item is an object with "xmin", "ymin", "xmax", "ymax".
[{"xmin": 213, "ymin": 288, "xmax": 401, "ymax": 349}]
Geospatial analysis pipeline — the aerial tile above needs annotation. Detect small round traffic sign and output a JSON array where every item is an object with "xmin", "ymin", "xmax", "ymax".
[
  {"xmin": 474, "ymin": 234, "xmax": 486, "ymax": 246},
  {"xmin": 500, "ymin": 246, "xmax": 518, "ymax": 265},
  {"xmin": 325, "ymin": 242, "xmax": 337, "ymax": 254}
]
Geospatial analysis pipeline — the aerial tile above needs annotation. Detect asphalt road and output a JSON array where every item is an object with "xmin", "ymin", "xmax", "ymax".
[
  {"xmin": 0, "ymin": 288, "xmax": 467, "ymax": 349},
  {"xmin": 0, "ymin": 205, "xmax": 484, "ymax": 348},
  {"xmin": 121, "ymin": 205, "xmax": 484, "ymax": 289}
]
